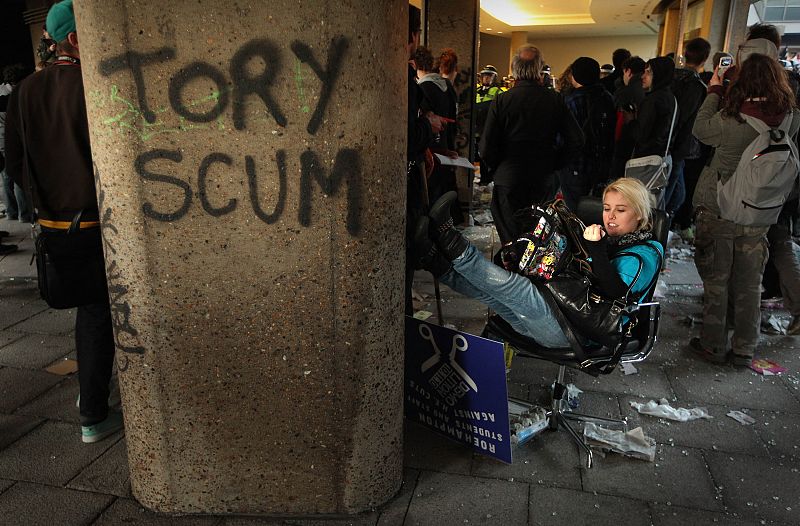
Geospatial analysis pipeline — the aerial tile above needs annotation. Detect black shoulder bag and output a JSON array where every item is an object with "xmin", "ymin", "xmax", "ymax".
[
  {"xmin": 542, "ymin": 248, "xmax": 660, "ymax": 348},
  {"xmin": 18, "ymin": 93, "xmax": 108, "ymax": 309}
]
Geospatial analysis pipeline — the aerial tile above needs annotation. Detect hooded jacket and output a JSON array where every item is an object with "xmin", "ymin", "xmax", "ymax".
[
  {"xmin": 632, "ymin": 57, "xmax": 677, "ymax": 158},
  {"xmin": 418, "ymin": 72, "xmax": 457, "ymax": 150},
  {"xmin": 670, "ymin": 67, "xmax": 707, "ymax": 159}
]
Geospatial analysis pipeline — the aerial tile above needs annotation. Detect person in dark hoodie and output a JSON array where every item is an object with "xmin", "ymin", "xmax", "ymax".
[
  {"xmin": 406, "ymin": 6, "xmax": 443, "ymax": 314},
  {"xmin": 415, "ymin": 46, "xmax": 459, "ymax": 218},
  {"xmin": 690, "ymin": 54, "xmax": 800, "ymax": 366},
  {"xmin": 479, "ymin": 44, "xmax": 584, "ymax": 244},
  {"xmin": 665, "ymin": 37, "xmax": 710, "ymax": 219},
  {"xmin": 560, "ymin": 57, "xmax": 616, "ymax": 209},
  {"xmin": 600, "ymin": 48, "xmax": 631, "ymax": 94},
  {"xmin": 611, "ymin": 56, "xmax": 646, "ymax": 180},
  {"xmin": 632, "ymin": 57, "xmax": 677, "ymax": 161}
]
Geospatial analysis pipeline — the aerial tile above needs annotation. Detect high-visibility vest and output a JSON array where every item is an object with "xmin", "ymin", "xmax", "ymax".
[{"xmin": 475, "ymin": 85, "xmax": 501, "ymax": 104}]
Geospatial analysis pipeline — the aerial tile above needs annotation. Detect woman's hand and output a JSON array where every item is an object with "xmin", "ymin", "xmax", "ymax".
[
  {"xmin": 583, "ymin": 224, "xmax": 605, "ymax": 242},
  {"xmin": 709, "ymin": 66, "xmax": 723, "ymax": 87}
]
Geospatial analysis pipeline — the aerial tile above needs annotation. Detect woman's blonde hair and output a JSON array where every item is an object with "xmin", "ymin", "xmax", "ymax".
[{"xmin": 603, "ymin": 178, "xmax": 654, "ymax": 231}]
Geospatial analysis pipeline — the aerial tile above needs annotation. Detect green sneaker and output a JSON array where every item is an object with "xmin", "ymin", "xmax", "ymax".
[{"xmin": 81, "ymin": 411, "xmax": 124, "ymax": 443}]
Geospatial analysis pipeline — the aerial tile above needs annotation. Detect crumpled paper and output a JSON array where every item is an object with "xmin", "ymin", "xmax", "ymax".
[
  {"xmin": 583, "ymin": 422, "xmax": 656, "ymax": 462},
  {"xmin": 629, "ymin": 398, "xmax": 713, "ymax": 422}
]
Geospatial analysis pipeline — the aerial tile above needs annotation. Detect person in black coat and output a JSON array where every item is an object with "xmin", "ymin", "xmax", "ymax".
[
  {"xmin": 611, "ymin": 56, "xmax": 646, "ymax": 180},
  {"xmin": 665, "ymin": 38, "xmax": 710, "ymax": 217},
  {"xmin": 479, "ymin": 44, "xmax": 584, "ymax": 244},
  {"xmin": 631, "ymin": 57, "xmax": 677, "ymax": 159}
]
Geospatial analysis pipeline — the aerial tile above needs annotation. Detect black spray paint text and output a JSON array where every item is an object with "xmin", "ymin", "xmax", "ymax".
[{"xmin": 99, "ymin": 37, "xmax": 362, "ymax": 235}]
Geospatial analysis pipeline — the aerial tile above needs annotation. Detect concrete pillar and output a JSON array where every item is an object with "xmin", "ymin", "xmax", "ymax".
[
  {"xmin": 425, "ymin": 0, "xmax": 480, "ymax": 158},
  {"xmin": 675, "ymin": 0, "xmax": 690, "ymax": 61},
  {"xmin": 725, "ymin": 0, "xmax": 754, "ymax": 54},
  {"xmin": 73, "ymin": 0, "xmax": 407, "ymax": 515},
  {"xmin": 660, "ymin": 7, "xmax": 681, "ymax": 56},
  {"xmin": 701, "ymin": 0, "xmax": 730, "ymax": 70}
]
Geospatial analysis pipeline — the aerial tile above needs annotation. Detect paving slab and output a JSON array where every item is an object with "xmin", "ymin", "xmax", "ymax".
[
  {"xmin": 650, "ymin": 503, "xmax": 790, "ymax": 526},
  {"xmin": 0, "ymin": 367, "xmax": 62, "ymax": 413},
  {"xmin": 0, "ymin": 480, "xmax": 113, "ymax": 526},
  {"xmin": 572, "ymin": 362, "xmax": 674, "ymax": 399},
  {"xmin": 225, "ymin": 516, "xmax": 375, "ymax": 526},
  {"xmin": 0, "ymin": 420, "xmax": 122, "ymax": 485},
  {"xmin": 404, "ymin": 471, "xmax": 528, "ymax": 526},
  {"xmin": 620, "ymin": 396, "xmax": 769, "ymax": 456},
  {"xmin": 16, "ymin": 375, "xmax": 79, "ymax": 423},
  {"xmin": 572, "ymin": 390, "xmax": 623, "ymax": 420},
  {"xmin": 96, "ymin": 497, "xmax": 223, "ymax": 525},
  {"xmin": 470, "ymin": 430, "xmax": 582, "ymax": 490},
  {"xmin": 0, "ymin": 479, "xmax": 13, "ymax": 495},
  {"xmin": 0, "ymin": 287, "xmax": 47, "ymax": 331},
  {"xmin": 506, "ymin": 381, "xmax": 530, "ymax": 401},
  {"xmin": 376, "ymin": 468, "xmax": 419, "ymax": 526},
  {"xmin": 528, "ymin": 485, "xmax": 652, "ymax": 526},
  {"xmin": 582, "ymin": 446, "xmax": 722, "ymax": 511},
  {"xmin": 68, "ymin": 438, "xmax": 130, "ymax": 497},
  {"xmin": 506, "ymin": 356, "xmax": 559, "ymax": 388},
  {"xmin": 705, "ymin": 450, "xmax": 800, "ymax": 524},
  {"xmin": 749, "ymin": 409, "xmax": 800, "ymax": 460},
  {"xmin": 0, "ymin": 413, "xmax": 43, "ymax": 451},
  {"xmin": 0, "ymin": 333, "xmax": 73, "ymax": 369},
  {"xmin": 403, "ymin": 421, "xmax": 473, "ymax": 476},
  {"xmin": 9, "ymin": 307, "xmax": 76, "ymax": 335},
  {"xmin": 0, "ymin": 331, "xmax": 26, "ymax": 349},
  {"xmin": 665, "ymin": 363, "xmax": 800, "ymax": 413}
]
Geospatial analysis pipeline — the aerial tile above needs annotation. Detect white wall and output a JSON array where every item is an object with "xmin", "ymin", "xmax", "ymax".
[{"xmin": 525, "ymin": 35, "xmax": 659, "ymax": 79}]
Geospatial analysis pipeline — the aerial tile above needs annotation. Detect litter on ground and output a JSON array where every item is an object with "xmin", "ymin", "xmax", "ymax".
[
  {"xmin": 749, "ymin": 358, "xmax": 787, "ymax": 376},
  {"xmin": 726, "ymin": 410, "xmax": 756, "ymax": 425},
  {"xmin": 629, "ymin": 398, "xmax": 713, "ymax": 422},
  {"xmin": 583, "ymin": 423, "xmax": 656, "ymax": 462}
]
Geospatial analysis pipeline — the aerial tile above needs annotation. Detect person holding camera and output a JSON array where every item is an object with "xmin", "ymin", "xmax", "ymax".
[{"xmin": 690, "ymin": 54, "xmax": 800, "ymax": 365}]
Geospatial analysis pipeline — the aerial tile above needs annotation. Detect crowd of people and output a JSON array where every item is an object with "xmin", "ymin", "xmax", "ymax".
[{"xmin": 407, "ymin": 6, "xmax": 800, "ymax": 368}]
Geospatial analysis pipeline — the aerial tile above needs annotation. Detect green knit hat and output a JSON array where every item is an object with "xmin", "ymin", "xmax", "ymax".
[{"xmin": 46, "ymin": 0, "xmax": 76, "ymax": 43}]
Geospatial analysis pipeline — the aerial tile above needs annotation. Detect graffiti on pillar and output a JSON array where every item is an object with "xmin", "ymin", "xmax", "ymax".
[
  {"xmin": 94, "ymin": 164, "xmax": 146, "ymax": 369},
  {"xmin": 94, "ymin": 36, "xmax": 362, "ymax": 235}
]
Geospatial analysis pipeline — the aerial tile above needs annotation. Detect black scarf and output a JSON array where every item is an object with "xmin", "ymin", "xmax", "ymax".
[{"xmin": 607, "ymin": 229, "xmax": 653, "ymax": 250}]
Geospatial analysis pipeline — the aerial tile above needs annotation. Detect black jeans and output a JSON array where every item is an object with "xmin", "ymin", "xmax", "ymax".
[
  {"xmin": 76, "ymin": 301, "xmax": 115, "ymax": 426},
  {"xmin": 491, "ymin": 178, "xmax": 556, "ymax": 245}
]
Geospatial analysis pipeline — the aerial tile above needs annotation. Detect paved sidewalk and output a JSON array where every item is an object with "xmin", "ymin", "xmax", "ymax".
[{"xmin": 0, "ymin": 214, "xmax": 798, "ymax": 525}]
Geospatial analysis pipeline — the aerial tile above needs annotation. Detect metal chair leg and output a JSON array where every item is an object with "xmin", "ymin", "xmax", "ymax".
[
  {"xmin": 562, "ymin": 412, "xmax": 628, "ymax": 431},
  {"xmin": 558, "ymin": 417, "xmax": 593, "ymax": 469}
]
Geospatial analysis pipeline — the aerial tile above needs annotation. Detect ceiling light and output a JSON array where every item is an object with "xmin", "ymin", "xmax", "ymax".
[
  {"xmin": 485, "ymin": 28, "xmax": 492, "ymax": 30},
  {"xmin": 481, "ymin": 0, "xmax": 595, "ymax": 26}
]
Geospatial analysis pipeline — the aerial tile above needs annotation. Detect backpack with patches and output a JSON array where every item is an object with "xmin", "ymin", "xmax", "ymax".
[
  {"xmin": 717, "ymin": 113, "xmax": 800, "ymax": 226},
  {"xmin": 502, "ymin": 200, "xmax": 589, "ymax": 280}
]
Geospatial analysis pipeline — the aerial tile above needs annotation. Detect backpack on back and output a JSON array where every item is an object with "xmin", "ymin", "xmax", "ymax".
[{"xmin": 717, "ymin": 113, "xmax": 800, "ymax": 226}]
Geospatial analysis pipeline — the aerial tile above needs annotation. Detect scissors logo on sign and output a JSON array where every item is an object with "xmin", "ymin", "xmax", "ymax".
[{"xmin": 419, "ymin": 324, "xmax": 478, "ymax": 392}]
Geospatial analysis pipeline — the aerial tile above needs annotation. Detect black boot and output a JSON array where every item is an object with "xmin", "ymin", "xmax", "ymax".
[
  {"xmin": 428, "ymin": 191, "xmax": 468, "ymax": 260},
  {"xmin": 413, "ymin": 217, "xmax": 452, "ymax": 278}
]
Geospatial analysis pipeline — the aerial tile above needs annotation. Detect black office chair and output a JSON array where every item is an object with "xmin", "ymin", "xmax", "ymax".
[{"xmin": 483, "ymin": 196, "xmax": 668, "ymax": 468}]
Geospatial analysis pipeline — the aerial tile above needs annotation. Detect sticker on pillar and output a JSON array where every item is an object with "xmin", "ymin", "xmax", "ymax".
[{"xmin": 404, "ymin": 316, "xmax": 511, "ymax": 464}]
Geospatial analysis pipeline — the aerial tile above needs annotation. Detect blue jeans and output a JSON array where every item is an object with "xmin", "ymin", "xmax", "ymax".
[
  {"xmin": 440, "ymin": 244, "xmax": 570, "ymax": 348},
  {"xmin": 664, "ymin": 158, "xmax": 686, "ymax": 217},
  {"xmin": 1, "ymin": 169, "xmax": 31, "ymax": 221}
]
